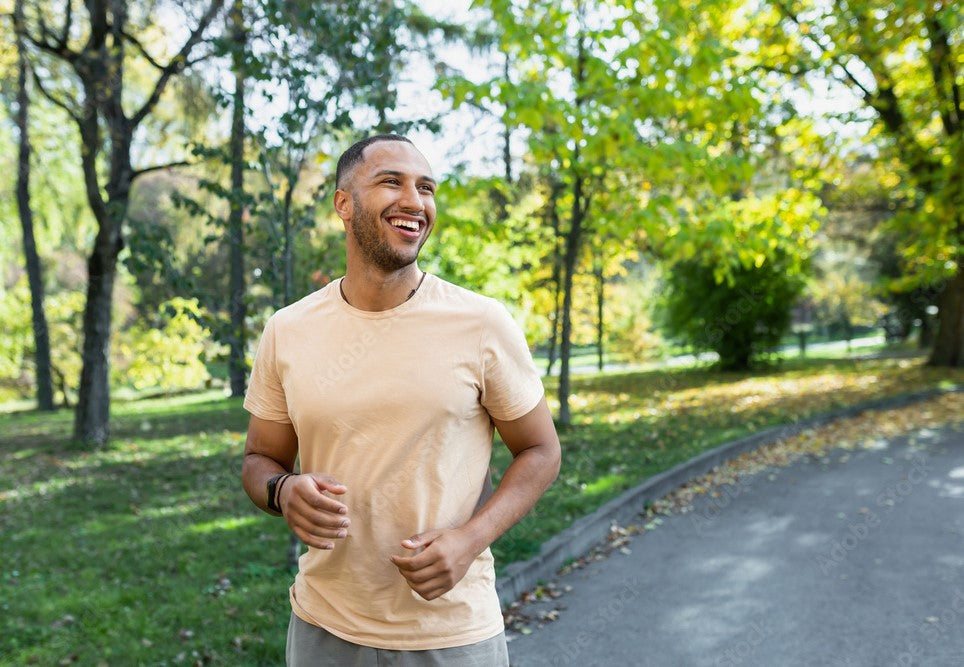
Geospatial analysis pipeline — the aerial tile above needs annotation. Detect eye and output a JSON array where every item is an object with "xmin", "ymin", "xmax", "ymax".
[{"xmin": 418, "ymin": 184, "xmax": 435, "ymax": 194}]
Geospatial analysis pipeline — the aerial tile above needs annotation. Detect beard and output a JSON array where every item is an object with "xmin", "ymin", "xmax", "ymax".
[{"xmin": 349, "ymin": 194, "xmax": 426, "ymax": 272}]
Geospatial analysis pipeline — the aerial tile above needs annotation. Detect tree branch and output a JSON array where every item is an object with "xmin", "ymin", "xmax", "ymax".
[
  {"xmin": 59, "ymin": 0, "xmax": 72, "ymax": 48},
  {"xmin": 131, "ymin": 160, "xmax": 192, "ymax": 180},
  {"xmin": 130, "ymin": 0, "xmax": 227, "ymax": 128},
  {"xmin": 84, "ymin": 0, "xmax": 109, "ymax": 52},
  {"xmin": 772, "ymin": 0, "xmax": 875, "ymax": 100},
  {"xmin": 30, "ymin": 68, "xmax": 82, "ymax": 123},
  {"xmin": 119, "ymin": 28, "xmax": 165, "ymax": 70},
  {"xmin": 23, "ymin": 19, "xmax": 80, "ymax": 61}
]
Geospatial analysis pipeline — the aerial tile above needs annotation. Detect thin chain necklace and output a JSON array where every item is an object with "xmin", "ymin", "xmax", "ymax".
[{"xmin": 340, "ymin": 271, "xmax": 427, "ymax": 307}]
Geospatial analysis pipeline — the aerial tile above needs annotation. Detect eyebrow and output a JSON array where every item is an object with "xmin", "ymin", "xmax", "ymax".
[{"xmin": 372, "ymin": 169, "xmax": 437, "ymax": 186}]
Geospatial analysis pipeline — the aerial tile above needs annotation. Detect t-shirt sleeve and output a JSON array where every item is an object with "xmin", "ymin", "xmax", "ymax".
[
  {"xmin": 243, "ymin": 316, "xmax": 292, "ymax": 424},
  {"xmin": 479, "ymin": 301, "xmax": 546, "ymax": 422}
]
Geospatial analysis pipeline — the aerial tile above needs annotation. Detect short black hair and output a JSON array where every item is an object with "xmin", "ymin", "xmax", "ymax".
[{"xmin": 335, "ymin": 134, "xmax": 413, "ymax": 189}]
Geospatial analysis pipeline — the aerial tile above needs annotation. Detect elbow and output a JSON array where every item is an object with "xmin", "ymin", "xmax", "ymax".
[{"xmin": 547, "ymin": 437, "xmax": 562, "ymax": 485}]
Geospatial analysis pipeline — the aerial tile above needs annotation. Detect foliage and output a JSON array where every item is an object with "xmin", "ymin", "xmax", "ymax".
[
  {"xmin": 809, "ymin": 253, "xmax": 887, "ymax": 339},
  {"xmin": 658, "ymin": 252, "xmax": 806, "ymax": 370},
  {"xmin": 0, "ymin": 277, "xmax": 84, "ymax": 405},
  {"xmin": 748, "ymin": 0, "xmax": 963, "ymax": 364},
  {"xmin": 656, "ymin": 191, "xmax": 821, "ymax": 369},
  {"xmin": 439, "ymin": 0, "xmax": 782, "ymax": 420},
  {"xmin": 113, "ymin": 298, "xmax": 214, "ymax": 392},
  {"xmin": 0, "ymin": 280, "xmax": 32, "ymax": 398},
  {"xmin": 0, "ymin": 279, "xmax": 215, "ymax": 402},
  {"xmin": 605, "ymin": 276, "xmax": 664, "ymax": 362}
]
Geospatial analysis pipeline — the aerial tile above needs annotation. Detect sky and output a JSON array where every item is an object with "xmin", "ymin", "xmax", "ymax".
[{"xmin": 401, "ymin": 0, "xmax": 508, "ymax": 178}]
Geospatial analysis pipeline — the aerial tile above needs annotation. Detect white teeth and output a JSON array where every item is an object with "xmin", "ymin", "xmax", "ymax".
[{"xmin": 389, "ymin": 218, "xmax": 419, "ymax": 231}]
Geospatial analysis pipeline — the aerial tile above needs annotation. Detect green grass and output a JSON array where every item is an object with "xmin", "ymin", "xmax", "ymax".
[{"xmin": 1, "ymin": 354, "xmax": 961, "ymax": 665}]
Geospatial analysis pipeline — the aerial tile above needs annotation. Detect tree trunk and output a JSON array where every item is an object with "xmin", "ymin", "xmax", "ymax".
[
  {"xmin": 544, "ymin": 184, "xmax": 563, "ymax": 377},
  {"xmin": 557, "ymin": 175, "xmax": 585, "ymax": 427},
  {"xmin": 918, "ymin": 312, "xmax": 933, "ymax": 349},
  {"xmin": 557, "ymin": 34, "xmax": 589, "ymax": 425},
  {"xmin": 228, "ymin": 0, "xmax": 248, "ymax": 397},
  {"xmin": 74, "ymin": 235, "xmax": 121, "ymax": 444},
  {"xmin": 282, "ymin": 184, "xmax": 294, "ymax": 306},
  {"xmin": 545, "ymin": 279, "xmax": 561, "ymax": 377},
  {"xmin": 595, "ymin": 259, "xmax": 604, "ymax": 372},
  {"xmin": 13, "ymin": 0, "xmax": 54, "ymax": 411},
  {"xmin": 73, "ymin": 8, "xmax": 133, "ymax": 445},
  {"xmin": 502, "ymin": 52, "xmax": 512, "ymax": 186},
  {"xmin": 928, "ymin": 257, "xmax": 963, "ymax": 366}
]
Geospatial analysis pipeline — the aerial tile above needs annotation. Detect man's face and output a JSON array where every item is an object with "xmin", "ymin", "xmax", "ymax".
[{"xmin": 337, "ymin": 141, "xmax": 437, "ymax": 273}]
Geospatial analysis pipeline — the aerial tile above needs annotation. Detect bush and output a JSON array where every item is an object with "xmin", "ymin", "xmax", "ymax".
[
  {"xmin": 658, "ymin": 253, "xmax": 807, "ymax": 370},
  {"xmin": 113, "ymin": 297, "xmax": 213, "ymax": 391}
]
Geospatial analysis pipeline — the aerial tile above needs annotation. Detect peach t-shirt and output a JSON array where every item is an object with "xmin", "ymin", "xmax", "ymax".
[{"xmin": 243, "ymin": 274, "xmax": 545, "ymax": 650}]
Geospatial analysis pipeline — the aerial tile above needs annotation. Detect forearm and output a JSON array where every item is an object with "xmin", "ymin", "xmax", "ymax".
[
  {"xmin": 241, "ymin": 452, "xmax": 293, "ymax": 514},
  {"xmin": 461, "ymin": 443, "xmax": 560, "ymax": 554}
]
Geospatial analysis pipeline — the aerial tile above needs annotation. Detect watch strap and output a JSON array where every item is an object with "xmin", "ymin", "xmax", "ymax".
[{"xmin": 266, "ymin": 473, "xmax": 285, "ymax": 513}]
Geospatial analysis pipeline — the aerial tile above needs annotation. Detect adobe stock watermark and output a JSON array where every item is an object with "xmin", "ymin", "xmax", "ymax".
[
  {"xmin": 550, "ymin": 575, "xmax": 642, "ymax": 666},
  {"xmin": 716, "ymin": 620, "xmax": 773, "ymax": 667},
  {"xmin": 314, "ymin": 316, "xmax": 392, "ymax": 389},
  {"xmin": 814, "ymin": 454, "xmax": 930, "ymax": 574},
  {"xmin": 689, "ymin": 473, "xmax": 756, "ymax": 535},
  {"xmin": 892, "ymin": 587, "xmax": 964, "ymax": 666}
]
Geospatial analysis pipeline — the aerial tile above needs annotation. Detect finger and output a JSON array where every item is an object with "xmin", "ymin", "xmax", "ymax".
[
  {"xmin": 401, "ymin": 530, "xmax": 441, "ymax": 550},
  {"xmin": 288, "ymin": 510, "xmax": 350, "ymax": 540},
  {"xmin": 311, "ymin": 474, "xmax": 348, "ymax": 494},
  {"xmin": 397, "ymin": 566, "xmax": 440, "ymax": 585},
  {"xmin": 390, "ymin": 550, "xmax": 437, "ymax": 572},
  {"xmin": 291, "ymin": 521, "xmax": 349, "ymax": 541},
  {"xmin": 389, "ymin": 555, "xmax": 420, "ymax": 572},
  {"xmin": 295, "ymin": 506, "xmax": 351, "ymax": 530},
  {"xmin": 287, "ymin": 477, "xmax": 348, "ymax": 514},
  {"xmin": 303, "ymin": 492, "xmax": 348, "ymax": 515},
  {"xmin": 412, "ymin": 583, "xmax": 450, "ymax": 601},
  {"xmin": 293, "ymin": 529, "xmax": 337, "ymax": 550}
]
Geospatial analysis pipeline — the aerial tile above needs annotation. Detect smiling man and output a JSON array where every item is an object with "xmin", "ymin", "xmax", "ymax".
[{"xmin": 241, "ymin": 134, "xmax": 561, "ymax": 666}]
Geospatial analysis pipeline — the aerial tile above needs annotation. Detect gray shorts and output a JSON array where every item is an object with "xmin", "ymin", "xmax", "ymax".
[{"xmin": 286, "ymin": 612, "xmax": 510, "ymax": 666}]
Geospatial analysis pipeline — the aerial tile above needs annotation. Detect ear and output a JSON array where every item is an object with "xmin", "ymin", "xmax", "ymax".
[{"xmin": 333, "ymin": 189, "xmax": 352, "ymax": 223}]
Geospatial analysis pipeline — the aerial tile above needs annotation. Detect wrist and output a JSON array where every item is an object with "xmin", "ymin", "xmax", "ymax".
[
  {"xmin": 276, "ymin": 473, "xmax": 296, "ymax": 515},
  {"xmin": 458, "ymin": 519, "xmax": 493, "ymax": 557},
  {"xmin": 265, "ymin": 472, "xmax": 293, "ymax": 514}
]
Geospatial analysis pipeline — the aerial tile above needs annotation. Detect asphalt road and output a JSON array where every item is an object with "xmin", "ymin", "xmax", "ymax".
[{"xmin": 506, "ymin": 423, "xmax": 964, "ymax": 667}]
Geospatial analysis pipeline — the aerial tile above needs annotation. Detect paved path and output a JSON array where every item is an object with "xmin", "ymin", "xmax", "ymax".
[{"xmin": 507, "ymin": 423, "xmax": 964, "ymax": 667}]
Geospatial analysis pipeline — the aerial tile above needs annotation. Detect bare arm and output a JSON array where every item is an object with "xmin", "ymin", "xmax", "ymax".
[
  {"xmin": 241, "ymin": 415, "xmax": 351, "ymax": 550},
  {"xmin": 391, "ymin": 397, "xmax": 561, "ymax": 600}
]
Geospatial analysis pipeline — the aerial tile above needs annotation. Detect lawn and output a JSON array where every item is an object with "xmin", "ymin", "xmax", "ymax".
[{"xmin": 1, "ymin": 355, "xmax": 961, "ymax": 665}]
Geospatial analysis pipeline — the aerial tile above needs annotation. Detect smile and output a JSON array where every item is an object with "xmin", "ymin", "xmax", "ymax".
[{"xmin": 386, "ymin": 215, "xmax": 424, "ymax": 237}]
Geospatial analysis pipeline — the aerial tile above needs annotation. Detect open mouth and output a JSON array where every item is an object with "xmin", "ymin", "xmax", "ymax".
[{"xmin": 386, "ymin": 216, "xmax": 423, "ymax": 238}]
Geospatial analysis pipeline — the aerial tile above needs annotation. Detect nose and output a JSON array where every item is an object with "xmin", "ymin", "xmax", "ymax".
[{"xmin": 398, "ymin": 180, "xmax": 424, "ymax": 213}]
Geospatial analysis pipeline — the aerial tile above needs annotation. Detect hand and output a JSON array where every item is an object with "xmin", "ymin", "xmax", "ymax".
[
  {"xmin": 279, "ymin": 473, "xmax": 350, "ymax": 550},
  {"xmin": 390, "ymin": 528, "xmax": 480, "ymax": 601}
]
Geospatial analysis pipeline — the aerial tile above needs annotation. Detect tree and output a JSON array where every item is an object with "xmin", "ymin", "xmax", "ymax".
[
  {"xmin": 657, "ymin": 192, "xmax": 821, "ymax": 369},
  {"xmin": 226, "ymin": 0, "xmax": 246, "ymax": 397},
  {"xmin": 18, "ymin": 0, "xmax": 227, "ymax": 443},
  {"xmin": 752, "ymin": 0, "xmax": 962, "ymax": 365},
  {"xmin": 10, "ymin": 0, "xmax": 53, "ymax": 410},
  {"xmin": 442, "ymin": 0, "xmax": 760, "ymax": 424}
]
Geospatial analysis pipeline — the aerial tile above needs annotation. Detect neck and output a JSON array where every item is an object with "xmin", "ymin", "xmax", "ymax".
[{"xmin": 340, "ymin": 263, "xmax": 425, "ymax": 312}]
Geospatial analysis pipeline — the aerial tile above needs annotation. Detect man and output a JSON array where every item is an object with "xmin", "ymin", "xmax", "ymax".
[{"xmin": 241, "ymin": 133, "xmax": 561, "ymax": 665}]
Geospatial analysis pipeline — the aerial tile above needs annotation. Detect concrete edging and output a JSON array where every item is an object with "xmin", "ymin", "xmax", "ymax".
[{"xmin": 496, "ymin": 385, "xmax": 961, "ymax": 607}]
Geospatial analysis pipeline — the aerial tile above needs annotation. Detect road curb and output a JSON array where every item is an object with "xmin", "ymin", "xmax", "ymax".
[{"xmin": 496, "ymin": 385, "xmax": 962, "ymax": 607}]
